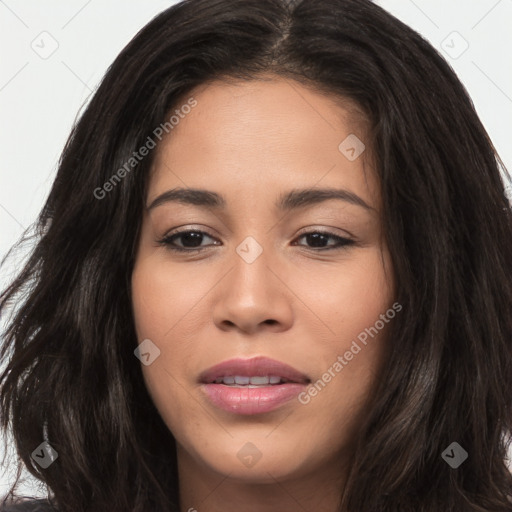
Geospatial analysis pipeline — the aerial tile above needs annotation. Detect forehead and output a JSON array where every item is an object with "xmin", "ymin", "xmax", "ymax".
[{"xmin": 148, "ymin": 76, "xmax": 379, "ymax": 211}]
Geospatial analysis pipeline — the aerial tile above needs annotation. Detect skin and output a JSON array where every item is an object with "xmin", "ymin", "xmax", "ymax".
[{"xmin": 131, "ymin": 75, "xmax": 396, "ymax": 512}]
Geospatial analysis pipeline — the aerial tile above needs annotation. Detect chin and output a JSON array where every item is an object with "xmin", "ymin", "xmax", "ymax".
[{"xmin": 184, "ymin": 431, "xmax": 317, "ymax": 483}]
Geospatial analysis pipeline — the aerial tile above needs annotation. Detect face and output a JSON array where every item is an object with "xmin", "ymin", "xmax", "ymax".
[{"xmin": 131, "ymin": 76, "xmax": 395, "ymax": 486}]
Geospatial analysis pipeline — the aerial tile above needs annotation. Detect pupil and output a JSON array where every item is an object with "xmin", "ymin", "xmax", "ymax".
[
  {"xmin": 178, "ymin": 232, "xmax": 329, "ymax": 248},
  {"xmin": 307, "ymin": 233, "xmax": 327, "ymax": 247},
  {"xmin": 182, "ymin": 232, "xmax": 203, "ymax": 247}
]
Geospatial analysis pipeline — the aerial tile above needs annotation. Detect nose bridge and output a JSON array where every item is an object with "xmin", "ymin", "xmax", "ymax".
[
  {"xmin": 211, "ymin": 231, "xmax": 294, "ymax": 333},
  {"xmin": 229, "ymin": 234, "xmax": 274, "ymax": 297},
  {"xmin": 235, "ymin": 234, "xmax": 265, "ymax": 267}
]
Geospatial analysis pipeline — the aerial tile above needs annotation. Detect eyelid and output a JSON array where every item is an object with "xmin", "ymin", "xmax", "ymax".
[
  {"xmin": 157, "ymin": 225, "xmax": 219, "ymax": 250},
  {"xmin": 295, "ymin": 225, "xmax": 356, "ymax": 240},
  {"xmin": 162, "ymin": 224, "xmax": 217, "ymax": 239},
  {"xmin": 156, "ymin": 225, "xmax": 356, "ymax": 253}
]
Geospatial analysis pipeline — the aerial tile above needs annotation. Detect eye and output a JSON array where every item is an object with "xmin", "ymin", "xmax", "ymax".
[
  {"xmin": 293, "ymin": 230, "xmax": 355, "ymax": 251},
  {"xmin": 157, "ymin": 229, "xmax": 219, "ymax": 253},
  {"xmin": 157, "ymin": 228, "xmax": 355, "ymax": 253}
]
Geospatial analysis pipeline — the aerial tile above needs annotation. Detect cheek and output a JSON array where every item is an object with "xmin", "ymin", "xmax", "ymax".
[
  {"xmin": 131, "ymin": 263, "xmax": 180, "ymax": 397},
  {"xmin": 131, "ymin": 257, "xmax": 212, "ymax": 431},
  {"xmin": 292, "ymin": 246, "xmax": 393, "ymax": 344},
  {"xmin": 130, "ymin": 255, "xmax": 209, "ymax": 342},
  {"xmin": 336, "ymin": 255, "xmax": 392, "ymax": 339},
  {"xmin": 131, "ymin": 259, "xmax": 176, "ymax": 338},
  {"xmin": 296, "ymin": 249, "xmax": 394, "ymax": 416}
]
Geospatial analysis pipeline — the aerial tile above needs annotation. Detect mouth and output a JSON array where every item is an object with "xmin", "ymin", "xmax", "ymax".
[
  {"xmin": 199, "ymin": 357, "xmax": 310, "ymax": 415},
  {"xmin": 208, "ymin": 375, "xmax": 297, "ymax": 387}
]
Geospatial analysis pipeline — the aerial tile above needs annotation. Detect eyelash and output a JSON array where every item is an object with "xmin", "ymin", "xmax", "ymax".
[{"xmin": 157, "ymin": 229, "xmax": 355, "ymax": 253}]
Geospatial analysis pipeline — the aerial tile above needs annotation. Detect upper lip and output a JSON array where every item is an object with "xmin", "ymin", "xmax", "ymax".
[{"xmin": 199, "ymin": 356, "xmax": 310, "ymax": 384}]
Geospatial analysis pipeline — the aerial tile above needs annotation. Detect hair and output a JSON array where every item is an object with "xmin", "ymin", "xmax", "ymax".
[{"xmin": 1, "ymin": 0, "xmax": 512, "ymax": 510}]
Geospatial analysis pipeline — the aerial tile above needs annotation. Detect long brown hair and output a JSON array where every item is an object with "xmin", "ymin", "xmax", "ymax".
[{"xmin": 2, "ymin": 0, "xmax": 512, "ymax": 510}]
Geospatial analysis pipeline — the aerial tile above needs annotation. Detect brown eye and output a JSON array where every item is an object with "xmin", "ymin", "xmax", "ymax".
[
  {"xmin": 294, "ymin": 231, "xmax": 355, "ymax": 250},
  {"xmin": 158, "ymin": 230, "xmax": 219, "ymax": 252}
]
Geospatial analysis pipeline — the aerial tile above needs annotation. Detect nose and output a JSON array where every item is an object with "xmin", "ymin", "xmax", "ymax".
[{"xmin": 211, "ymin": 241, "xmax": 294, "ymax": 335}]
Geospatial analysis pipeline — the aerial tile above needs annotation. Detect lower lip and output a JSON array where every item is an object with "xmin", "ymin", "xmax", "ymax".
[{"xmin": 201, "ymin": 383, "xmax": 306, "ymax": 415}]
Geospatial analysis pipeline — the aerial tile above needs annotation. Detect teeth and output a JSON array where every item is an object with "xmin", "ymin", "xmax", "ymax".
[
  {"xmin": 213, "ymin": 375, "xmax": 285, "ymax": 386},
  {"xmin": 249, "ymin": 376, "xmax": 269, "ymax": 385}
]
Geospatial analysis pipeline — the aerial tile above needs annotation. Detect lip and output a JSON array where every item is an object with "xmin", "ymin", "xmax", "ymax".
[
  {"xmin": 199, "ymin": 357, "xmax": 310, "ymax": 415},
  {"xmin": 199, "ymin": 356, "xmax": 310, "ymax": 384}
]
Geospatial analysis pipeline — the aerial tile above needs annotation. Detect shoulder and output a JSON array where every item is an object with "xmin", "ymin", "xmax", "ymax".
[{"xmin": 0, "ymin": 499, "xmax": 57, "ymax": 511}]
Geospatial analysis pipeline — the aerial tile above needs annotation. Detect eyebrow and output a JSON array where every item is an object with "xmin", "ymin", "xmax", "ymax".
[{"xmin": 146, "ymin": 187, "xmax": 372, "ymax": 212}]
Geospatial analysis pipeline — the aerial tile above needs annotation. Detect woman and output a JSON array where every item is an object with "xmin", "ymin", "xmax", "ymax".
[{"xmin": 1, "ymin": 0, "xmax": 512, "ymax": 511}]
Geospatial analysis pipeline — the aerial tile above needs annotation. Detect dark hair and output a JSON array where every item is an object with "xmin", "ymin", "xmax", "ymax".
[{"xmin": 1, "ymin": 0, "xmax": 512, "ymax": 510}]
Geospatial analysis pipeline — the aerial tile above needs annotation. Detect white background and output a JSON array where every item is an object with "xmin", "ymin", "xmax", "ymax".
[{"xmin": 1, "ymin": 0, "xmax": 511, "ymax": 499}]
